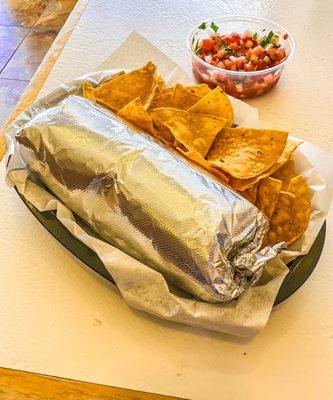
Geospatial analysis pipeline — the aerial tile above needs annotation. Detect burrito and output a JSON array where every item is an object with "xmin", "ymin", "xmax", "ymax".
[{"xmin": 15, "ymin": 95, "xmax": 277, "ymax": 302}]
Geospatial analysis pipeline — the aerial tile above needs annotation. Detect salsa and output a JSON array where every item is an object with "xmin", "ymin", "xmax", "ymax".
[
  {"xmin": 190, "ymin": 21, "xmax": 292, "ymax": 98},
  {"xmin": 195, "ymin": 23, "xmax": 288, "ymax": 72}
]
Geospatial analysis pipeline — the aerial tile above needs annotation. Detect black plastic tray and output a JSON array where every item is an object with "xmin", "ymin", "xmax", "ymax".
[{"xmin": 17, "ymin": 189, "xmax": 326, "ymax": 306}]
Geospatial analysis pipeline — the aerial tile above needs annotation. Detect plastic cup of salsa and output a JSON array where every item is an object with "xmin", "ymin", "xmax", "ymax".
[{"xmin": 187, "ymin": 16, "xmax": 296, "ymax": 98}]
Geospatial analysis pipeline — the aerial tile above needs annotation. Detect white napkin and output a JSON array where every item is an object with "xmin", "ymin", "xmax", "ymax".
[{"xmin": 6, "ymin": 32, "xmax": 333, "ymax": 337}]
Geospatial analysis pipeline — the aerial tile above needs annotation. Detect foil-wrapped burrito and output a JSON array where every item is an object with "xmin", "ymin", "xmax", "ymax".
[{"xmin": 16, "ymin": 95, "xmax": 277, "ymax": 302}]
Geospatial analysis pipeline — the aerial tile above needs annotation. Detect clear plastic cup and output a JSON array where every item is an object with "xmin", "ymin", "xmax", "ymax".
[{"xmin": 187, "ymin": 16, "xmax": 296, "ymax": 98}]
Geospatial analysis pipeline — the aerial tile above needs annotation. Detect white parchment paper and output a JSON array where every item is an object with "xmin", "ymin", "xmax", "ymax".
[{"xmin": 5, "ymin": 32, "xmax": 333, "ymax": 337}]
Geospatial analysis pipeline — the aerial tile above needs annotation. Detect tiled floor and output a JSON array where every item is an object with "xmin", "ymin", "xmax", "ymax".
[{"xmin": 0, "ymin": 0, "xmax": 77, "ymax": 128}]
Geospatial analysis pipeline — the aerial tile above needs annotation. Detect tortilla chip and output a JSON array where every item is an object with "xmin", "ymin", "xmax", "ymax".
[
  {"xmin": 151, "ymin": 108, "xmax": 227, "ymax": 157},
  {"xmin": 144, "ymin": 76, "xmax": 165, "ymax": 109},
  {"xmin": 229, "ymin": 141, "xmax": 301, "ymax": 191},
  {"xmin": 256, "ymin": 177, "xmax": 282, "ymax": 219},
  {"xmin": 94, "ymin": 61, "xmax": 156, "ymax": 111},
  {"xmin": 83, "ymin": 71, "xmax": 127, "ymax": 101},
  {"xmin": 265, "ymin": 191, "xmax": 296, "ymax": 246},
  {"xmin": 287, "ymin": 175, "xmax": 311, "ymax": 244},
  {"xmin": 104, "ymin": 70, "xmax": 126, "ymax": 80},
  {"xmin": 207, "ymin": 127, "xmax": 288, "ymax": 179},
  {"xmin": 87, "ymin": 70, "xmax": 126, "ymax": 96},
  {"xmin": 172, "ymin": 83, "xmax": 200, "ymax": 110},
  {"xmin": 164, "ymin": 84, "xmax": 211, "ymax": 98},
  {"xmin": 271, "ymin": 159, "xmax": 296, "ymax": 190},
  {"xmin": 163, "ymin": 86, "xmax": 174, "ymax": 94},
  {"xmin": 188, "ymin": 86, "xmax": 234, "ymax": 125},
  {"xmin": 118, "ymin": 97, "xmax": 154, "ymax": 133},
  {"xmin": 82, "ymin": 81, "xmax": 95, "ymax": 101},
  {"xmin": 155, "ymin": 75, "xmax": 165, "ymax": 94},
  {"xmin": 148, "ymin": 92, "xmax": 173, "ymax": 110},
  {"xmin": 155, "ymin": 124, "xmax": 175, "ymax": 144},
  {"xmin": 185, "ymin": 84, "xmax": 211, "ymax": 98},
  {"xmin": 144, "ymin": 81, "xmax": 160, "ymax": 111},
  {"xmin": 242, "ymin": 184, "xmax": 258, "ymax": 204},
  {"xmin": 150, "ymin": 108, "xmax": 176, "ymax": 144},
  {"xmin": 177, "ymin": 149, "xmax": 229, "ymax": 183}
]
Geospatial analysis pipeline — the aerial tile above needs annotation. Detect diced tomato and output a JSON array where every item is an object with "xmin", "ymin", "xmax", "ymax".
[
  {"xmin": 202, "ymin": 39, "xmax": 214, "ymax": 52},
  {"xmin": 245, "ymin": 49, "xmax": 252, "ymax": 59},
  {"xmin": 252, "ymin": 45, "xmax": 265, "ymax": 56},
  {"xmin": 283, "ymin": 33, "xmax": 289, "ymax": 40},
  {"xmin": 241, "ymin": 32, "xmax": 252, "ymax": 41},
  {"xmin": 224, "ymin": 35, "xmax": 232, "ymax": 45},
  {"xmin": 223, "ymin": 59, "xmax": 235, "ymax": 70},
  {"xmin": 276, "ymin": 49, "xmax": 286, "ymax": 60},
  {"xmin": 245, "ymin": 40, "xmax": 253, "ymax": 49},
  {"xmin": 250, "ymin": 54, "xmax": 258, "ymax": 65},
  {"xmin": 228, "ymin": 42, "xmax": 239, "ymax": 51},
  {"xmin": 263, "ymin": 55, "xmax": 271, "ymax": 65},
  {"xmin": 231, "ymin": 33, "xmax": 241, "ymax": 43},
  {"xmin": 243, "ymin": 62, "xmax": 255, "ymax": 71},
  {"xmin": 267, "ymin": 48, "xmax": 277, "ymax": 59},
  {"xmin": 257, "ymin": 59, "xmax": 268, "ymax": 70},
  {"xmin": 235, "ymin": 57, "xmax": 244, "ymax": 69},
  {"xmin": 214, "ymin": 36, "xmax": 222, "ymax": 45}
]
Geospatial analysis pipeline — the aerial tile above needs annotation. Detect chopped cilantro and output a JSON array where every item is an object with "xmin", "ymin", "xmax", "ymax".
[
  {"xmin": 221, "ymin": 42, "xmax": 232, "ymax": 55},
  {"xmin": 260, "ymin": 31, "xmax": 274, "ymax": 47},
  {"xmin": 198, "ymin": 22, "xmax": 206, "ymax": 29},
  {"xmin": 252, "ymin": 32, "xmax": 258, "ymax": 39},
  {"xmin": 210, "ymin": 21, "xmax": 219, "ymax": 32},
  {"xmin": 231, "ymin": 123, "xmax": 239, "ymax": 128}
]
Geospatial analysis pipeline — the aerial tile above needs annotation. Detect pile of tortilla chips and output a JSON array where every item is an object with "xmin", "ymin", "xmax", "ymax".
[{"xmin": 82, "ymin": 61, "xmax": 311, "ymax": 247}]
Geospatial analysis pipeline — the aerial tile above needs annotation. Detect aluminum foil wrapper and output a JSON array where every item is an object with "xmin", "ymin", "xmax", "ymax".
[{"xmin": 15, "ymin": 94, "xmax": 277, "ymax": 303}]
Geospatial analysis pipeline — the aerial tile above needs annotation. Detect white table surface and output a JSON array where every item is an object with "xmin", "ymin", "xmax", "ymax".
[{"xmin": 1, "ymin": 0, "xmax": 333, "ymax": 399}]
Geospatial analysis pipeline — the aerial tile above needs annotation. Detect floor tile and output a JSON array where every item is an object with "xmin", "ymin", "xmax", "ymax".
[
  {"xmin": 0, "ymin": 27, "xmax": 58, "ymax": 80},
  {"xmin": 0, "ymin": 78, "xmax": 28, "ymax": 127},
  {"xmin": 0, "ymin": 25, "xmax": 29, "ymax": 71},
  {"xmin": 34, "ymin": 0, "xmax": 77, "ymax": 30},
  {"xmin": 0, "ymin": 0, "xmax": 48, "ymax": 27}
]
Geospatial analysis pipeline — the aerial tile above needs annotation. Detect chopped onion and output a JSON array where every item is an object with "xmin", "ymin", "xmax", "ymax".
[{"xmin": 235, "ymin": 83, "xmax": 244, "ymax": 92}]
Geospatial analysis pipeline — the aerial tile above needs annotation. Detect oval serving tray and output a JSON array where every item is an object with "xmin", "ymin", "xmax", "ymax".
[{"xmin": 17, "ymin": 189, "xmax": 326, "ymax": 306}]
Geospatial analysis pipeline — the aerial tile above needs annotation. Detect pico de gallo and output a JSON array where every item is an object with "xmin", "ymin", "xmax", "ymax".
[
  {"xmin": 191, "ymin": 21, "xmax": 292, "ymax": 98},
  {"xmin": 195, "ymin": 22, "xmax": 288, "ymax": 71}
]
